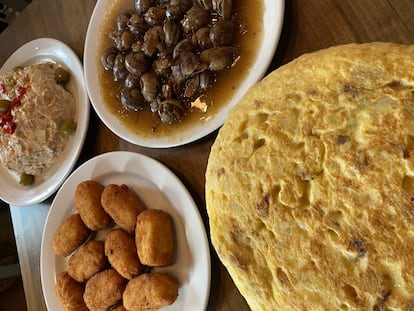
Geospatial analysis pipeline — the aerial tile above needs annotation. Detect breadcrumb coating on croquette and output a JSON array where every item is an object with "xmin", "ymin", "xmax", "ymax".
[
  {"xmin": 83, "ymin": 269, "xmax": 127, "ymax": 311},
  {"xmin": 135, "ymin": 209, "xmax": 175, "ymax": 267},
  {"xmin": 55, "ymin": 272, "xmax": 89, "ymax": 311},
  {"xmin": 101, "ymin": 184, "xmax": 146, "ymax": 233},
  {"xmin": 123, "ymin": 273, "xmax": 179, "ymax": 311},
  {"xmin": 52, "ymin": 213, "xmax": 90, "ymax": 257},
  {"xmin": 67, "ymin": 240, "xmax": 107, "ymax": 283},
  {"xmin": 105, "ymin": 228, "xmax": 142, "ymax": 280},
  {"xmin": 75, "ymin": 180, "xmax": 112, "ymax": 230}
]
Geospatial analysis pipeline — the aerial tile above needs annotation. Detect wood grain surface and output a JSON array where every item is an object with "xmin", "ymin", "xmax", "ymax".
[{"xmin": 1, "ymin": 0, "xmax": 413, "ymax": 310}]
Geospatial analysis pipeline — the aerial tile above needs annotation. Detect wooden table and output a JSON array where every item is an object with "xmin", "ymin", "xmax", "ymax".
[{"xmin": 1, "ymin": 0, "xmax": 413, "ymax": 310}]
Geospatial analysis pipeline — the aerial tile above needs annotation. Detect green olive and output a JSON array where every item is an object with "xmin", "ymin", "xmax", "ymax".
[
  {"xmin": 60, "ymin": 120, "xmax": 77, "ymax": 135},
  {"xmin": 3, "ymin": 77, "xmax": 14, "ymax": 86},
  {"xmin": 20, "ymin": 173, "xmax": 34, "ymax": 186},
  {"xmin": 13, "ymin": 66, "xmax": 23, "ymax": 72},
  {"xmin": 55, "ymin": 67, "xmax": 70, "ymax": 85},
  {"xmin": 0, "ymin": 99, "xmax": 11, "ymax": 113}
]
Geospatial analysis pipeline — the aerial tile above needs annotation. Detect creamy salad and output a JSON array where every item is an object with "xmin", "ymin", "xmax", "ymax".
[{"xmin": 0, "ymin": 62, "xmax": 76, "ymax": 183}]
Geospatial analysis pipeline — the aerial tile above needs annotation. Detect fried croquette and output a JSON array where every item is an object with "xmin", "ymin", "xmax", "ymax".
[
  {"xmin": 67, "ymin": 240, "xmax": 107, "ymax": 283},
  {"xmin": 55, "ymin": 271, "xmax": 89, "ymax": 311},
  {"xmin": 52, "ymin": 213, "xmax": 91, "ymax": 257},
  {"xmin": 75, "ymin": 180, "xmax": 112, "ymax": 230},
  {"xmin": 83, "ymin": 269, "xmax": 127, "ymax": 311},
  {"xmin": 135, "ymin": 209, "xmax": 175, "ymax": 267},
  {"xmin": 105, "ymin": 228, "xmax": 142, "ymax": 280},
  {"xmin": 123, "ymin": 273, "xmax": 179, "ymax": 311},
  {"xmin": 101, "ymin": 184, "xmax": 145, "ymax": 233}
]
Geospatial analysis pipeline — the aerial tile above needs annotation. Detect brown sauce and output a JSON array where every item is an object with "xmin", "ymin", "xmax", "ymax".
[{"xmin": 96, "ymin": 0, "xmax": 264, "ymax": 138}]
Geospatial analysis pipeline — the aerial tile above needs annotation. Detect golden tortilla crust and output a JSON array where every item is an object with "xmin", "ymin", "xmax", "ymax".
[{"xmin": 206, "ymin": 43, "xmax": 414, "ymax": 311}]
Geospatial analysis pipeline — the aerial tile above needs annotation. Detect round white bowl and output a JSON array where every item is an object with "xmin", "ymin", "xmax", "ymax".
[{"xmin": 84, "ymin": 0, "xmax": 284, "ymax": 148}]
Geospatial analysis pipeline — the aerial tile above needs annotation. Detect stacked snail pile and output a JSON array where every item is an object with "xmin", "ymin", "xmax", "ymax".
[{"xmin": 101, "ymin": 0, "xmax": 239, "ymax": 124}]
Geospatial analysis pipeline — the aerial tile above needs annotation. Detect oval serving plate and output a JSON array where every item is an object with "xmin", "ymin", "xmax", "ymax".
[
  {"xmin": 0, "ymin": 38, "xmax": 90, "ymax": 206},
  {"xmin": 41, "ymin": 151, "xmax": 211, "ymax": 311},
  {"xmin": 84, "ymin": 0, "xmax": 284, "ymax": 148}
]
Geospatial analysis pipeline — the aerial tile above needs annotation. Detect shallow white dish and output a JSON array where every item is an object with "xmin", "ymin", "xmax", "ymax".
[
  {"xmin": 84, "ymin": 0, "xmax": 284, "ymax": 148},
  {"xmin": 0, "ymin": 38, "xmax": 90, "ymax": 206},
  {"xmin": 40, "ymin": 151, "xmax": 211, "ymax": 311}
]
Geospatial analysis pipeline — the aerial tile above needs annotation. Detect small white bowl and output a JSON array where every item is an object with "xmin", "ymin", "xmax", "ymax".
[
  {"xmin": 84, "ymin": 0, "xmax": 284, "ymax": 148},
  {"xmin": 0, "ymin": 38, "xmax": 90, "ymax": 206}
]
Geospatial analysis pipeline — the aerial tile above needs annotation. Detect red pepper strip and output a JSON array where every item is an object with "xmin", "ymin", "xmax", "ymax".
[
  {"xmin": 1, "ymin": 120, "xmax": 16, "ymax": 134},
  {"xmin": 0, "ymin": 86, "xmax": 27, "ymax": 134},
  {"xmin": 0, "ymin": 110, "xmax": 16, "ymax": 134},
  {"xmin": 0, "ymin": 84, "xmax": 5, "ymax": 94},
  {"xmin": 11, "ymin": 97, "xmax": 21, "ymax": 108},
  {"xmin": 16, "ymin": 86, "xmax": 26, "ymax": 99}
]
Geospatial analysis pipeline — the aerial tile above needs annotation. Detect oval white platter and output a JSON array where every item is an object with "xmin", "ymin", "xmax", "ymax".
[
  {"xmin": 40, "ymin": 151, "xmax": 211, "ymax": 311},
  {"xmin": 0, "ymin": 38, "xmax": 90, "ymax": 206},
  {"xmin": 84, "ymin": 0, "xmax": 284, "ymax": 148}
]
